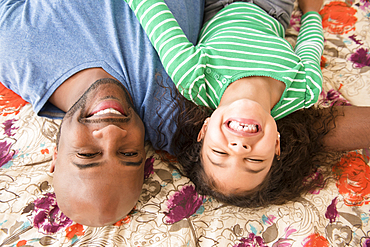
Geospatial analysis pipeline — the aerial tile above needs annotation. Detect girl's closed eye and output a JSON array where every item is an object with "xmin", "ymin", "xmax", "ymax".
[
  {"xmin": 246, "ymin": 158, "xmax": 264, "ymax": 163},
  {"xmin": 212, "ymin": 149, "xmax": 227, "ymax": 155}
]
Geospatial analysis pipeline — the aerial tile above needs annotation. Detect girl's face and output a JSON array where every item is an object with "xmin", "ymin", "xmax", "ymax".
[{"xmin": 198, "ymin": 98, "xmax": 280, "ymax": 194}]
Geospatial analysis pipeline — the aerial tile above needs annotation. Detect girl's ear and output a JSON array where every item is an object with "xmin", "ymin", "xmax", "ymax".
[
  {"xmin": 275, "ymin": 132, "xmax": 281, "ymax": 156},
  {"xmin": 49, "ymin": 146, "xmax": 57, "ymax": 173},
  {"xmin": 197, "ymin": 117, "xmax": 210, "ymax": 142}
]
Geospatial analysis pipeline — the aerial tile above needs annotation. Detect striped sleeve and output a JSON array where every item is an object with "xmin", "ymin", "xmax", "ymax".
[
  {"xmin": 294, "ymin": 12, "xmax": 324, "ymax": 107},
  {"xmin": 124, "ymin": 0, "xmax": 201, "ymax": 97}
]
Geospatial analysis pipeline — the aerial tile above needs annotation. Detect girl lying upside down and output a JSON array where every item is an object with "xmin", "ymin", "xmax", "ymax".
[{"xmin": 126, "ymin": 0, "xmax": 369, "ymax": 207}]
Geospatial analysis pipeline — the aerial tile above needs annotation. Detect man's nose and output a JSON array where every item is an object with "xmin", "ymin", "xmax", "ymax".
[
  {"xmin": 228, "ymin": 140, "xmax": 251, "ymax": 153},
  {"xmin": 92, "ymin": 124, "xmax": 128, "ymax": 140}
]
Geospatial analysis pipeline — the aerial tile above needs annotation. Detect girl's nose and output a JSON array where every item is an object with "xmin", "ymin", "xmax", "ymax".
[{"xmin": 228, "ymin": 141, "xmax": 251, "ymax": 153}]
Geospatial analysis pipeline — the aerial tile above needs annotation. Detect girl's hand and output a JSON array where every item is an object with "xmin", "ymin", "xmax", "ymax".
[{"xmin": 298, "ymin": 0, "xmax": 323, "ymax": 14}]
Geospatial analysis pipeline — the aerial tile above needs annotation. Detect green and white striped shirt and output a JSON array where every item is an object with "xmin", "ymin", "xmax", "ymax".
[{"xmin": 125, "ymin": 0, "xmax": 324, "ymax": 120}]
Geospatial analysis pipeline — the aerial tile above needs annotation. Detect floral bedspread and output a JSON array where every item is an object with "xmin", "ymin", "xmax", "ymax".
[{"xmin": 1, "ymin": 0, "xmax": 370, "ymax": 246}]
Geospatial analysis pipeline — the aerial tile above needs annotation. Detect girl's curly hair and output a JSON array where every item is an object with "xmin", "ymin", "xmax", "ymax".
[{"xmin": 169, "ymin": 90, "xmax": 344, "ymax": 208}]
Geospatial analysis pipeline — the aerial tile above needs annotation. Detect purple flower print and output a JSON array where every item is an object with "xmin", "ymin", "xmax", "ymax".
[
  {"xmin": 144, "ymin": 156, "xmax": 154, "ymax": 179},
  {"xmin": 325, "ymin": 197, "xmax": 339, "ymax": 223},
  {"xmin": 303, "ymin": 171, "xmax": 325, "ymax": 194},
  {"xmin": 320, "ymin": 89, "xmax": 351, "ymax": 107},
  {"xmin": 362, "ymin": 237, "xmax": 370, "ymax": 247},
  {"xmin": 326, "ymin": 90, "xmax": 351, "ymax": 106},
  {"xmin": 234, "ymin": 233, "xmax": 267, "ymax": 247},
  {"xmin": 361, "ymin": 231, "xmax": 370, "ymax": 247},
  {"xmin": 349, "ymin": 47, "xmax": 370, "ymax": 68},
  {"xmin": 164, "ymin": 185, "xmax": 204, "ymax": 224},
  {"xmin": 30, "ymin": 192, "xmax": 72, "ymax": 234},
  {"xmin": 3, "ymin": 119, "xmax": 18, "ymax": 137},
  {"xmin": 349, "ymin": 34, "xmax": 364, "ymax": 45},
  {"xmin": 0, "ymin": 140, "xmax": 16, "ymax": 168}
]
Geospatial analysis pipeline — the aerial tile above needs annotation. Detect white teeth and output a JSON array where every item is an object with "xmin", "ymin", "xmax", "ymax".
[
  {"xmin": 229, "ymin": 121, "xmax": 258, "ymax": 133},
  {"xmin": 92, "ymin": 108, "xmax": 123, "ymax": 116}
]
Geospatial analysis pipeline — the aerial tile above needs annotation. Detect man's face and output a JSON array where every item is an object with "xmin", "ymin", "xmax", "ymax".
[{"xmin": 51, "ymin": 78, "xmax": 146, "ymax": 226}]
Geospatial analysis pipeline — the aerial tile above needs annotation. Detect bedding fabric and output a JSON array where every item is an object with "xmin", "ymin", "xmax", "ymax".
[{"xmin": 1, "ymin": 0, "xmax": 370, "ymax": 246}]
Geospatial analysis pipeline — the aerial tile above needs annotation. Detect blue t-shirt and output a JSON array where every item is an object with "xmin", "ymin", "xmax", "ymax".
[{"xmin": 0, "ymin": 0, "xmax": 204, "ymax": 153}]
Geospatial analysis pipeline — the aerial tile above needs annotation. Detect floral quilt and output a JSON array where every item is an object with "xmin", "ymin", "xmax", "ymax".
[{"xmin": 1, "ymin": 0, "xmax": 370, "ymax": 246}]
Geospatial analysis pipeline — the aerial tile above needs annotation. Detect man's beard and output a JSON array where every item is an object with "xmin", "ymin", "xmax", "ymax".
[{"xmin": 55, "ymin": 78, "xmax": 134, "ymax": 147}]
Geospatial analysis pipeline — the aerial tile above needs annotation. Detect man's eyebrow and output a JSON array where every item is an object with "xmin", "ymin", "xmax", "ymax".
[
  {"xmin": 123, "ymin": 159, "xmax": 143, "ymax": 167},
  {"xmin": 206, "ymin": 155, "xmax": 265, "ymax": 174},
  {"xmin": 72, "ymin": 162, "xmax": 101, "ymax": 169},
  {"xmin": 72, "ymin": 159, "xmax": 144, "ymax": 169}
]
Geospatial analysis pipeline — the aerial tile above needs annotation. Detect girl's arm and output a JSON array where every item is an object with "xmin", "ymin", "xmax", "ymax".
[
  {"xmin": 294, "ymin": 10, "xmax": 324, "ymax": 108},
  {"xmin": 124, "ymin": 0, "xmax": 199, "ymax": 89}
]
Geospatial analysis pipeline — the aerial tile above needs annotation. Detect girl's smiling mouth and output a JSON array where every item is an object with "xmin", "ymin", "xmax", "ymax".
[{"xmin": 224, "ymin": 118, "xmax": 262, "ymax": 136}]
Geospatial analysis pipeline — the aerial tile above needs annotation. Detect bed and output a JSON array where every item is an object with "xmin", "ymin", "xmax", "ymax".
[{"xmin": 1, "ymin": 0, "xmax": 370, "ymax": 246}]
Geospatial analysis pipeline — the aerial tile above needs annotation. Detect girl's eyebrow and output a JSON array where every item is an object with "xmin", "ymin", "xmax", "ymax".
[{"xmin": 206, "ymin": 154, "xmax": 266, "ymax": 174}]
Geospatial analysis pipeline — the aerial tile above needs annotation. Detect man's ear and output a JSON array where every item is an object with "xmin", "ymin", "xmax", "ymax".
[
  {"xmin": 49, "ymin": 146, "xmax": 57, "ymax": 173},
  {"xmin": 275, "ymin": 132, "xmax": 281, "ymax": 157},
  {"xmin": 197, "ymin": 117, "xmax": 210, "ymax": 142}
]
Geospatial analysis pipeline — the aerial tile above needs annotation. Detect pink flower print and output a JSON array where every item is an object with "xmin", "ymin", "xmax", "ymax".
[
  {"xmin": 359, "ymin": 0, "xmax": 370, "ymax": 12},
  {"xmin": 233, "ymin": 233, "xmax": 267, "ymax": 247},
  {"xmin": 349, "ymin": 47, "xmax": 370, "ymax": 68},
  {"xmin": 325, "ymin": 197, "xmax": 339, "ymax": 223},
  {"xmin": 144, "ymin": 156, "xmax": 154, "ymax": 179},
  {"xmin": 164, "ymin": 185, "xmax": 204, "ymax": 224},
  {"xmin": 30, "ymin": 192, "xmax": 73, "ymax": 234},
  {"xmin": 289, "ymin": 11, "xmax": 302, "ymax": 32}
]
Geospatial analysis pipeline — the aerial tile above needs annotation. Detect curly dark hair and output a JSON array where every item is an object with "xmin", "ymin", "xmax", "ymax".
[{"xmin": 169, "ymin": 89, "xmax": 344, "ymax": 208}]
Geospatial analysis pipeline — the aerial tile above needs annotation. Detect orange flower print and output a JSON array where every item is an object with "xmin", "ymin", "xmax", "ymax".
[
  {"xmin": 319, "ymin": 1, "xmax": 357, "ymax": 35},
  {"xmin": 303, "ymin": 233, "xmax": 329, "ymax": 247},
  {"xmin": 65, "ymin": 223, "xmax": 84, "ymax": 240},
  {"xmin": 320, "ymin": 56, "xmax": 327, "ymax": 70},
  {"xmin": 16, "ymin": 240, "xmax": 27, "ymax": 247},
  {"xmin": 332, "ymin": 152, "xmax": 370, "ymax": 206},
  {"xmin": 113, "ymin": 215, "xmax": 131, "ymax": 226},
  {"xmin": 0, "ymin": 82, "xmax": 28, "ymax": 116},
  {"xmin": 41, "ymin": 148, "xmax": 49, "ymax": 154},
  {"xmin": 155, "ymin": 150, "xmax": 177, "ymax": 163},
  {"xmin": 113, "ymin": 207, "xmax": 135, "ymax": 226}
]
